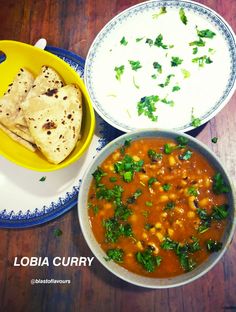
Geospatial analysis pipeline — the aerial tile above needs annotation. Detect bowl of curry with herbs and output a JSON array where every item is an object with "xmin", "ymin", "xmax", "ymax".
[{"xmin": 78, "ymin": 130, "xmax": 235, "ymax": 288}]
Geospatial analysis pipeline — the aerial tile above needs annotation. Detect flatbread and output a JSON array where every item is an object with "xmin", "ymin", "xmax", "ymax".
[
  {"xmin": 0, "ymin": 68, "xmax": 35, "ymax": 143},
  {"xmin": 0, "ymin": 123, "xmax": 36, "ymax": 152},
  {"xmin": 22, "ymin": 84, "xmax": 82, "ymax": 164},
  {"xmin": 25, "ymin": 65, "xmax": 64, "ymax": 100}
]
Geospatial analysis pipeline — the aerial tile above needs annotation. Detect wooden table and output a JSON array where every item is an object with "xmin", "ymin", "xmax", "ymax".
[{"xmin": 0, "ymin": 0, "xmax": 235, "ymax": 311}]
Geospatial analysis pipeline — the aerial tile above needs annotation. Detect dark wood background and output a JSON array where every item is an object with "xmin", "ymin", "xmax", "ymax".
[{"xmin": 0, "ymin": 0, "xmax": 235, "ymax": 311}]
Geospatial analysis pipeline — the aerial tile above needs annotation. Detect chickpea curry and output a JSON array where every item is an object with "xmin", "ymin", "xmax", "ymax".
[{"xmin": 88, "ymin": 136, "xmax": 230, "ymax": 277}]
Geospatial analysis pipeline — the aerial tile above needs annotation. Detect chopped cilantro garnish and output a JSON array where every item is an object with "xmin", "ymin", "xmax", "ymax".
[
  {"xmin": 164, "ymin": 144, "xmax": 174, "ymax": 154},
  {"xmin": 92, "ymin": 167, "xmax": 107, "ymax": 186},
  {"xmin": 172, "ymin": 85, "xmax": 181, "ymax": 92},
  {"xmin": 197, "ymin": 28, "xmax": 216, "ymax": 39},
  {"xmin": 105, "ymin": 248, "xmax": 124, "ymax": 263},
  {"xmin": 146, "ymin": 38, "xmax": 154, "ymax": 46},
  {"xmin": 148, "ymin": 177, "xmax": 157, "ymax": 187},
  {"xmin": 109, "ymin": 177, "xmax": 117, "ymax": 183},
  {"xmin": 206, "ymin": 240, "xmax": 222, "ymax": 252},
  {"xmin": 176, "ymin": 136, "xmax": 189, "ymax": 147},
  {"xmin": 129, "ymin": 60, "xmax": 142, "ymax": 71},
  {"xmin": 137, "ymin": 95, "xmax": 159, "ymax": 122},
  {"xmin": 127, "ymin": 189, "xmax": 142, "ymax": 204},
  {"xmin": 120, "ymin": 138, "xmax": 132, "ymax": 155},
  {"xmin": 120, "ymin": 36, "xmax": 128, "ymax": 46},
  {"xmin": 211, "ymin": 204, "xmax": 229, "ymax": 220},
  {"xmin": 212, "ymin": 173, "xmax": 230, "ymax": 194},
  {"xmin": 188, "ymin": 186, "xmax": 198, "ymax": 197},
  {"xmin": 114, "ymin": 65, "xmax": 125, "ymax": 80},
  {"xmin": 179, "ymin": 8, "xmax": 188, "ymax": 25},
  {"xmin": 103, "ymin": 218, "xmax": 133, "ymax": 243},
  {"xmin": 152, "ymin": 7, "xmax": 167, "ymax": 19},
  {"xmin": 191, "ymin": 114, "xmax": 201, "ymax": 127},
  {"xmin": 161, "ymin": 98, "xmax": 175, "ymax": 106},
  {"xmin": 114, "ymin": 154, "xmax": 144, "ymax": 183},
  {"xmin": 181, "ymin": 150, "xmax": 192, "ymax": 160},
  {"xmin": 123, "ymin": 171, "xmax": 133, "ymax": 183},
  {"xmin": 164, "ymin": 201, "xmax": 175, "ymax": 210},
  {"xmin": 136, "ymin": 37, "xmax": 144, "ymax": 42},
  {"xmin": 148, "ymin": 149, "xmax": 162, "ymax": 162},
  {"xmin": 142, "ymin": 211, "xmax": 150, "ymax": 218},
  {"xmin": 189, "ymin": 38, "xmax": 205, "ymax": 47},
  {"xmin": 145, "ymin": 201, "xmax": 153, "ymax": 207},
  {"xmin": 154, "ymin": 34, "xmax": 168, "ymax": 49},
  {"xmin": 136, "ymin": 247, "xmax": 162, "ymax": 272},
  {"xmin": 193, "ymin": 47, "xmax": 198, "ymax": 55},
  {"xmin": 39, "ymin": 176, "xmax": 46, "ymax": 182},
  {"xmin": 151, "ymin": 74, "xmax": 157, "ymax": 79},
  {"xmin": 53, "ymin": 228, "xmax": 62, "ymax": 237},
  {"xmin": 171, "ymin": 56, "xmax": 183, "ymax": 67},
  {"xmin": 161, "ymin": 237, "xmax": 199, "ymax": 272},
  {"xmin": 205, "ymin": 57, "xmax": 213, "ymax": 64},
  {"xmin": 208, "ymin": 48, "xmax": 216, "ymax": 54},
  {"xmin": 181, "ymin": 68, "xmax": 190, "ymax": 79},
  {"xmin": 114, "ymin": 203, "xmax": 132, "ymax": 221},
  {"xmin": 192, "ymin": 55, "xmax": 213, "ymax": 67},
  {"xmin": 163, "ymin": 183, "xmax": 171, "ymax": 191},
  {"xmin": 211, "ymin": 137, "xmax": 218, "ymax": 143},
  {"xmin": 153, "ymin": 62, "xmax": 162, "ymax": 74},
  {"xmin": 159, "ymin": 74, "xmax": 175, "ymax": 88}
]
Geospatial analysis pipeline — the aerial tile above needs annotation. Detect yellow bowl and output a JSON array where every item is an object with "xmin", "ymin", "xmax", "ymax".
[{"xmin": 0, "ymin": 40, "xmax": 95, "ymax": 171}]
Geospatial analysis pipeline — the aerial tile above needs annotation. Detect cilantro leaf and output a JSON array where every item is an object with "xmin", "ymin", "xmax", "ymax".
[
  {"xmin": 136, "ymin": 247, "xmax": 162, "ymax": 272},
  {"xmin": 154, "ymin": 34, "xmax": 168, "ymax": 49},
  {"xmin": 105, "ymin": 248, "xmax": 124, "ymax": 263},
  {"xmin": 39, "ymin": 176, "xmax": 46, "ymax": 182},
  {"xmin": 206, "ymin": 240, "xmax": 222, "ymax": 252},
  {"xmin": 197, "ymin": 29, "xmax": 216, "ymax": 39},
  {"xmin": 211, "ymin": 204, "xmax": 229, "ymax": 220},
  {"xmin": 172, "ymin": 85, "xmax": 181, "ymax": 92},
  {"xmin": 148, "ymin": 149, "xmax": 162, "ymax": 162},
  {"xmin": 114, "ymin": 65, "xmax": 125, "ymax": 80},
  {"xmin": 152, "ymin": 7, "xmax": 167, "ymax": 19},
  {"xmin": 137, "ymin": 95, "xmax": 159, "ymax": 122},
  {"xmin": 53, "ymin": 228, "xmax": 63, "ymax": 237},
  {"xmin": 188, "ymin": 186, "xmax": 198, "ymax": 197},
  {"xmin": 120, "ymin": 36, "xmax": 128, "ymax": 46},
  {"xmin": 153, "ymin": 62, "xmax": 162, "ymax": 74},
  {"xmin": 212, "ymin": 173, "xmax": 230, "ymax": 194},
  {"xmin": 158, "ymin": 74, "xmax": 175, "ymax": 88},
  {"xmin": 148, "ymin": 177, "xmax": 157, "ymax": 187},
  {"xmin": 189, "ymin": 38, "xmax": 205, "ymax": 47},
  {"xmin": 179, "ymin": 8, "xmax": 188, "ymax": 25},
  {"xmin": 181, "ymin": 68, "xmax": 190, "ymax": 79},
  {"xmin": 127, "ymin": 189, "xmax": 142, "ymax": 204},
  {"xmin": 129, "ymin": 60, "xmax": 142, "ymax": 71},
  {"xmin": 163, "ymin": 183, "xmax": 171, "ymax": 191},
  {"xmin": 211, "ymin": 137, "xmax": 218, "ymax": 143},
  {"xmin": 146, "ymin": 38, "xmax": 154, "ymax": 46},
  {"xmin": 171, "ymin": 56, "xmax": 183, "ymax": 67}
]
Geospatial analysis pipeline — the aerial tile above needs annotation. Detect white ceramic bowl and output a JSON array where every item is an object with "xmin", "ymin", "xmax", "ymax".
[{"xmin": 78, "ymin": 129, "xmax": 236, "ymax": 288}]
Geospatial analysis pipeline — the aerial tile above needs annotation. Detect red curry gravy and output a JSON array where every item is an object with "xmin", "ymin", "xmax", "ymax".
[{"xmin": 88, "ymin": 137, "xmax": 229, "ymax": 278}]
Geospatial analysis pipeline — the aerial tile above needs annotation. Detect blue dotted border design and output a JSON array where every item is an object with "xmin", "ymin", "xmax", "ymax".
[
  {"xmin": 85, "ymin": 0, "xmax": 236, "ymax": 132},
  {"xmin": 0, "ymin": 46, "xmax": 113, "ymax": 228}
]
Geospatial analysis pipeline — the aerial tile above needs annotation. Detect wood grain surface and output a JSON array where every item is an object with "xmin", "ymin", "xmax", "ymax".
[{"xmin": 0, "ymin": 0, "xmax": 235, "ymax": 311}]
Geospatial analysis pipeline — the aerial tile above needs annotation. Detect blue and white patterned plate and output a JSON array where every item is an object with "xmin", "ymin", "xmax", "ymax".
[
  {"xmin": 0, "ymin": 46, "xmax": 122, "ymax": 228},
  {"xmin": 85, "ymin": 0, "xmax": 236, "ymax": 132}
]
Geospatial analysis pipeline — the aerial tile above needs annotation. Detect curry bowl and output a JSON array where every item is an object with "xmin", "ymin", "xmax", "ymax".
[
  {"xmin": 78, "ymin": 129, "xmax": 235, "ymax": 288},
  {"xmin": 0, "ymin": 40, "xmax": 95, "ymax": 171}
]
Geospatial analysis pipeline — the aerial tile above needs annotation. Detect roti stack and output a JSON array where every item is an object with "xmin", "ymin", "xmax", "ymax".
[{"xmin": 0, "ymin": 66, "xmax": 83, "ymax": 165}]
